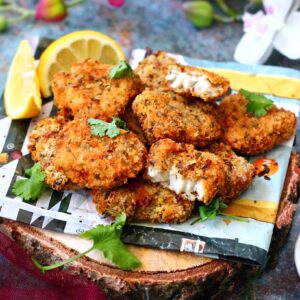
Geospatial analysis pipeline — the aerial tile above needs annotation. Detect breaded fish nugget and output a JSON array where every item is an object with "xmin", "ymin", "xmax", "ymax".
[
  {"xmin": 28, "ymin": 116, "xmax": 72, "ymax": 190},
  {"xmin": 52, "ymin": 119, "xmax": 147, "ymax": 190},
  {"xmin": 132, "ymin": 90, "xmax": 221, "ymax": 147},
  {"xmin": 52, "ymin": 59, "xmax": 142, "ymax": 120},
  {"xmin": 93, "ymin": 181, "xmax": 194, "ymax": 223},
  {"xmin": 146, "ymin": 139, "xmax": 225, "ymax": 205},
  {"xmin": 208, "ymin": 143, "xmax": 256, "ymax": 202},
  {"xmin": 220, "ymin": 93, "xmax": 297, "ymax": 155},
  {"xmin": 29, "ymin": 118, "xmax": 147, "ymax": 191},
  {"xmin": 136, "ymin": 51, "xmax": 229, "ymax": 102}
]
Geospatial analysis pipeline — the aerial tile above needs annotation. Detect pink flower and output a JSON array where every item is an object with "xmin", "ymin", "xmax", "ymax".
[
  {"xmin": 242, "ymin": 11, "xmax": 268, "ymax": 36},
  {"xmin": 108, "ymin": 0, "xmax": 125, "ymax": 7},
  {"xmin": 35, "ymin": 0, "xmax": 68, "ymax": 22},
  {"xmin": 265, "ymin": 5, "xmax": 276, "ymax": 15}
]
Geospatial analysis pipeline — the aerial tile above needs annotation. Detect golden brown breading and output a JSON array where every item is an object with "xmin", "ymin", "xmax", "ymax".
[
  {"xmin": 208, "ymin": 143, "xmax": 256, "ymax": 202},
  {"xmin": 29, "ymin": 118, "xmax": 147, "ymax": 191},
  {"xmin": 220, "ymin": 93, "xmax": 297, "ymax": 155},
  {"xmin": 136, "ymin": 51, "xmax": 229, "ymax": 102},
  {"xmin": 28, "ymin": 116, "xmax": 72, "ymax": 190},
  {"xmin": 146, "ymin": 139, "xmax": 225, "ymax": 205},
  {"xmin": 122, "ymin": 106, "xmax": 148, "ymax": 145},
  {"xmin": 93, "ymin": 181, "xmax": 194, "ymax": 223},
  {"xmin": 52, "ymin": 59, "xmax": 142, "ymax": 121},
  {"xmin": 52, "ymin": 119, "xmax": 147, "ymax": 190},
  {"xmin": 132, "ymin": 90, "xmax": 222, "ymax": 147},
  {"xmin": 28, "ymin": 116, "xmax": 65, "ymax": 161}
]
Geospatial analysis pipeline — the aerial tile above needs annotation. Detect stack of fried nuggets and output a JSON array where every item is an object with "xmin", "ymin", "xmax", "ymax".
[{"xmin": 29, "ymin": 52, "xmax": 297, "ymax": 224}]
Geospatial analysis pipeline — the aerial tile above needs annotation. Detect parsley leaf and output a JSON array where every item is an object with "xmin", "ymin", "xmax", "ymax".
[
  {"xmin": 32, "ymin": 213, "xmax": 141, "ymax": 271},
  {"xmin": 191, "ymin": 197, "xmax": 249, "ymax": 225},
  {"xmin": 109, "ymin": 60, "xmax": 134, "ymax": 79},
  {"xmin": 12, "ymin": 162, "xmax": 46, "ymax": 202},
  {"xmin": 240, "ymin": 88, "xmax": 274, "ymax": 117},
  {"xmin": 88, "ymin": 117, "xmax": 128, "ymax": 138}
]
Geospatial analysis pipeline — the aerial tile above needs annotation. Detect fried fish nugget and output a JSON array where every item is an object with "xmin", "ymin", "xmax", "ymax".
[
  {"xmin": 93, "ymin": 181, "xmax": 194, "ymax": 223},
  {"xmin": 132, "ymin": 90, "xmax": 221, "ymax": 147},
  {"xmin": 220, "ymin": 93, "xmax": 297, "ymax": 155},
  {"xmin": 28, "ymin": 116, "xmax": 72, "ymax": 190},
  {"xmin": 146, "ymin": 139, "xmax": 225, "ymax": 205},
  {"xmin": 208, "ymin": 143, "xmax": 256, "ymax": 202},
  {"xmin": 136, "ymin": 51, "xmax": 229, "ymax": 102},
  {"xmin": 52, "ymin": 119, "xmax": 147, "ymax": 190},
  {"xmin": 52, "ymin": 59, "xmax": 142, "ymax": 121}
]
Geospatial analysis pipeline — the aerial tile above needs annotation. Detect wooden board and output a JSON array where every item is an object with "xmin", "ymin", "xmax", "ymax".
[{"xmin": 1, "ymin": 153, "xmax": 300, "ymax": 300}]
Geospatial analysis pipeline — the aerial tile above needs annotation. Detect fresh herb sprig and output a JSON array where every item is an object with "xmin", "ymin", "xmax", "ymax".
[
  {"xmin": 109, "ymin": 60, "xmax": 134, "ymax": 79},
  {"xmin": 240, "ymin": 88, "xmax": 274, "ymax": 117},
  {"xmin": 88, "ymin": 117, "xmax": 128, "ymax": 138},
  {"xmin": 32, "ymin": 212, "xmax": 141, "ymax": 271},
  {"xmin": 191, "ymin": 197, "xmax": 249, "ymax": 225},
  {"xmin": 12, "ymin": 162, "xmax": 46, "ymax": 202}
]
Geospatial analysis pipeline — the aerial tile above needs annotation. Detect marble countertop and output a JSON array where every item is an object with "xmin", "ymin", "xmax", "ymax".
[{"xmin": 0, "ymin": 0, "xmax": 299, "ymax": 299}]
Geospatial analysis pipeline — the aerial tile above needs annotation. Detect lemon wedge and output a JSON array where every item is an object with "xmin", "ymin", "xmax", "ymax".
[
  {"xmin": 4, "ymin": 40, "xmax": 42, "ymax": 120},
  {"xmin": 37, "ymin": 30, "xmax": 126, "ymax": 98}
]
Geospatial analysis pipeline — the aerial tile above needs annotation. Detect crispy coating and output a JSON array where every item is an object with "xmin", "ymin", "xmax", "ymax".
[
  {"xmin": 208, "ymin": 143, "xmax": 256, "ymax": 202},
  {"xmin": 93, "ymin": 181, "xmax": 194, "ymax": 223},
  {"xmin": 29, "ymin": 118, "xmax": 147, "ymax": 191},
  {"xmin": 132, "ymin": 90, "xmax": 222, "ymax": 147},
  {"xmin": 220, "ymin": 93, "xmax": 297, "ymax": 155},
  {"xmin": 52, "ymin": 119, "xmax": 147, "ymax": 190},
  {"xmin": 146, "ymin": 139, "xmax": 225, "ymax": 205},
  {"xmin": 52, "ymin": 59, "xmax": 142, "ymax": 121},
  {"xmin": 122, "ymin": 106, "xmax": 148, "ymax": 145},
  {"xmin": 28, "ymin": 117, "xmax": 72, "ymax": 190},
  {"xmin": 136, "ymin": 51, "xmax": 229, "ymax": 102}
]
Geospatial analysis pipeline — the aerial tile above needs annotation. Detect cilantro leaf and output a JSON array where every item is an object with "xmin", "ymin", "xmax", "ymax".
[
  {"xmin": 240, "ymin": 88, "xmax": 274, "ymax": 117},
  {"xmin": 109, "ymin": 60, "xmax": 134, "ymax": 79},
  {"xmin": 12, "ymin": 162, "xmax": 46, "ymax": 202},
  {"xmin": 191, "ymin": 197, "xmax": 249, "ymax": 225},
  {"xmin": 88, "ymin": 117, "xmax": 128, "ymax": 138},
  {"xmin": 32, "ymin": 212, "xmax": 141, "ymax": 272}
]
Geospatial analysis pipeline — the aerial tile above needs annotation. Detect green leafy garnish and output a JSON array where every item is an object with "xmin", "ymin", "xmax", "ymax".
[
  {"xmin": 88, "ymin": 117, "xmax": 128, "ymax": 138},
  {"xmin": 109, "ymin": 60, "xmax": 134, "ymax": 79},
  {"xmin": 32, "ymin": 213, "xmax": 141, "ymax": 271},
  {"xmin": 12, "ymin": 162, "xmax": 46, "ymax": 202},
  {"xmin": 191, "ymin": 197, "xmax": 249, "ymax": 225},
  {"xmin": 240, "ymin": 88, "xmax": 274, "ymax": 117}
]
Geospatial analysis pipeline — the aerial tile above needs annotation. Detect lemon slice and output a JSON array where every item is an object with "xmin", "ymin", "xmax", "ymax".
[
  {"xmin": 4, "ymin": 40, "xmax": 42, "ymax": 119},
  {"xmin": 37, "ymin": 30, "xmax": 126, "ymax": 97}
]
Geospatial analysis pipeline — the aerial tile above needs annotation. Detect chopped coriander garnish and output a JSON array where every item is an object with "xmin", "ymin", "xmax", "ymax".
[
  {"xmin": 191, "ymin": 197, "xmax": 249, "ymax": 225},
  {"xmin": 109, "ymin": 60, "xmax": 134, "ymax": 79},
  {"xmin": 12, "ymin": 162, "xmax": 46, "ymax": 202},
  {"xmin": 32, "ymin": 213, "xmax": 141, "ymax": 271},
  {"xmin": 240, "ymin": 88, "xmax": 274, "ymax": 117},
  {"xmin": 88, "ymin": 117, "xmax": 128, "ymax": 138}
]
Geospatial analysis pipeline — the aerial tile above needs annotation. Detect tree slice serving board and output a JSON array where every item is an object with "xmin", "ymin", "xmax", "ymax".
[{"xmin": 0, "ymin": 153, "xmax": 299, "ymax": 300}]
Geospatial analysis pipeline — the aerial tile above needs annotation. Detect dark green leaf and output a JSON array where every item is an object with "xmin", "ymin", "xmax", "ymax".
[
  {"xmin": 109, "ymin": 60, "xmax": 134, "ymax": 79},
  {"xmin": 219, "ymin": 201, "xmax": 228, "ymax": 210},
  {"xmin": 240, "ymin": 88, "xmax": 274, "ymax": 117},
  {"xmin": 12, "ymin": 162, "xmax": 46, "ymax": 202}
]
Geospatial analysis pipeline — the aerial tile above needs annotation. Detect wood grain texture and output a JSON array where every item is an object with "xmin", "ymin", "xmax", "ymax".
[{"xmin": 0, "ymin": 152, "xmax": 299, "ymax": 300}]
